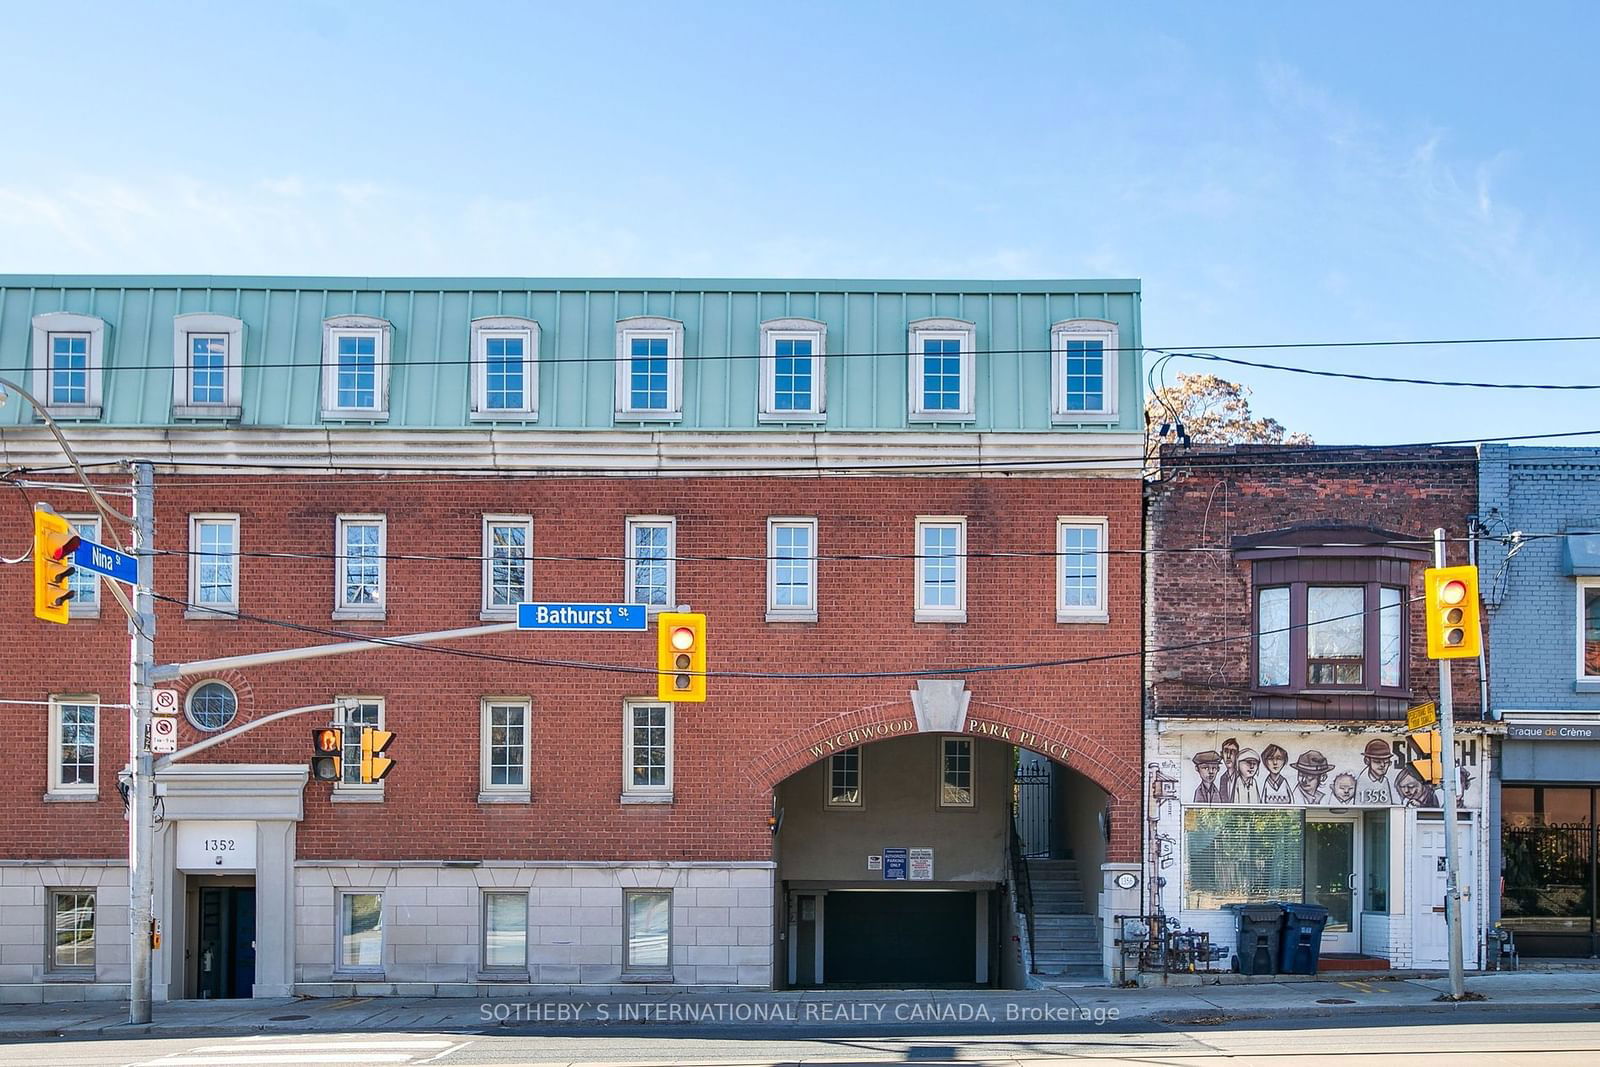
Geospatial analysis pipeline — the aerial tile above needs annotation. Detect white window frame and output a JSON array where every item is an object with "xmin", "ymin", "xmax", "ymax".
[
  {"xmin": 758, "ymin": 317, "xmax": 827, "ymax": 421},
  {"xmin": 334, "ymin": 514, "xmax": 386, "ymax": 620},
  {"xmin": 825, "ymin": 746, "xmax": 863, "ymax": 810},
  {"xmin": 31, "ymin": 313, "xmax": 107, "ymax": 419},
  {"xmin": 479, "ymin": 697, "xmax": 532, "ymax": 803},
  {"xmin": 480, "ymin": 890, "xmax": 530, "ymax": 975},
  {"xmin": 321, "ymin": 315, "xmax": 393, "ymax": 420},
  {"xmin": 185, "ymin": 680, "xmax": 240, "ymax": 732},
  {"xmin": 187, "ymin": 513, "xmax": 241, "ymax": 618},
  {"xmin": 63, "ymin": 514, "xmax": 101, "ymax": 619},
  {"xmin": 171, "ymin": 313, "xmax": 245, "ymax": 417},
  {"xmin": 622, "ymin": 699, "xmax": 673, "ymax": 803},
  {"xmin": 914, "ymin": 516, "xmax": 968, "ymax": 623},
  {"xmin": 614, "ymin": 316, "xmax": 685, "ymax": 420},
  {"xmin": 907, "ymin": 318, "xmax": 976, "ymax": 422},
  {"xmin": 333, "ymin": 696, "xmax": 384, "ymax": 801},
  {"xmin": 1056, "ymin": 516, "xmax": 1110, "ymax": 623},
  {"xmin": 469, "ymin": 316, "xmax": 540, "ymax": 419},
  {"xmin": 625, "ymin": 516, "xmax": 676, "ymax": 615},
  {"xmin": 1050, "ymin": 318, "xmax": 1119, "ymax": 423},
  {"xmin": 766, "ymin": 517, "xmax": 818, "ymax": 622},
  {"xmin": 938, "ymin": 736, "xmax": 976, "ymax": 809},
  {"xmin": 622, "ymin": 888, "xmax": 673, "ymax": 975},
  {"xmin": 336, "ymin": 890, "xmax": 385, "ymax": 975},
  {"xmin": 481, "ymin": 515, "xmax": 533, "ymax": 619},
  {"xmin": 47, "ymin": 888, "xmax": 96, "ymax": 975},
  {"xmin": 1577, "ymin": 578, "xmax": 1600, "ymax": 681},
  {"xmin": 47, "ymin": 695, "xmax": 99, "ymax": 799}
]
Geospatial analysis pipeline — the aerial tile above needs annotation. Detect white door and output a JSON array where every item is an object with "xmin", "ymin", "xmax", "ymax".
[
  {"xmin": 1306, "ymin": 816, "xmax": 1360, "ymax": 953},
  {"xmin": 1413, "ymin": 814, "xmax": 1477, "ymax": 968}
]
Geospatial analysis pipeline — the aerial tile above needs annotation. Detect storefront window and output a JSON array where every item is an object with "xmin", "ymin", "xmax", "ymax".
[
  {"xmin": 1363, "ymin": 812, "xmax": 1389, "ymax": 913},
  {"xmin": 1501, "ymin": 785, "xmax": 1595, "ymax": 950},
  {"xmin": 1184, "ymin": 808, "xmax": 1303, "ymax": 910}
]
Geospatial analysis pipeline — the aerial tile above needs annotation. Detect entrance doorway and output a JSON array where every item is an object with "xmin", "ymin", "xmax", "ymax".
[
  {"xmin": 1305, "ymin": 816, "xmax": 1359, "ymax": 953},
  {"xmin": 1501, "ymin": 785, "xmax": 1597, "ymax": 957},
  {"xmin": 189, "ymin": 880, "xmax": 256, "ymax": 998},
  {"xmin": 1414, "ymin": 813, "xmax": 1476, "ymax": 967}
]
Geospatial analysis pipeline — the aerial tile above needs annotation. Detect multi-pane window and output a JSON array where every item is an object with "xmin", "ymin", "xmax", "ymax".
[
  {"xmin": 336, "ymin": 334, "xmax": 378, "ymax": 409},
  {"xmin": 623, "ymin": 889, "xmax": 671, "ymax": 973},
  {"xmin": 66, "ymin": 516, "xmax": 100, "ymax": 613},
  {"xmin": 339, "ymin": 892, "xmax": 383, "ymax": 971},
  {"xmin": 826, "ymin": 747, "xmax": 861, "ymax": 808},
  {"xmin": 482, "ymin": 891, "xmax": 528, "ymax": 972},
  {"xmin": 772, "ymin": 338, "xmax": 814, "ymax": 411},
  {"xmin": 336, "ymin": 699, "xmax": 382, "ymax": 788},
  {"xmin": 483, "ymin": 517, "xmax": 531, "ymax": 613},
  {"xmin": 1057, "ymin": 518, "xmax": 1108, "ymax": 620},
  {"xmin": 626, "ymin": 518, "xmax": 675, "ymax": 612},
  {"xmin": 50, "ymin": 335, "xmax": 89, "ymax": 406},
  {"xmin": 908, "ymin": 320, "xmax": 975, "ymax": 420},
  {"xmin": 189, "ymin": 335, "xmax": 228, "ymax": 405},
  {"xmin": 629, "ymin": 337, "xmax": 669, "ymax": 411},
  {"xmin": 470, "ymin": 319, "xmax": 540, "ymax": 417},
  {"xmin": 186, "ymin": 681, "xmax": 238, "ymax": 732},
  {"xmin": 50, "ymin": 891, "xmax": 95, "ymax": 973},
  {"xmin": 1307, "ymin": 586, "xmax": 1365, "ymax": 686},
  {"xmin": 50, "ymin": 699, "xmax": 97, "ymax": 795},
  {"xmin": 485, "ymin": 335, "xmax": 525, "ymax": 410},
  {"xmin": 915, "ymin": 518, "xmax": 966, "ymax": 621},
  {"xmin": 767, "ymin": 518, "xmax": 817, "ymax": 620},
  {"xmin": 921, "ymin": 338, "xmax": 963, "ymax": 412},
  {"xmin": 625, "ymin": 701, "xmax": 672, "ymax": 796},
  {"xmin": 482, "ymin": 700, "xmax": 529, "ymax": 793},
  {"xmin": 614, "ymin": 318, "xmax": 685, "ymax": 418},
  {"xmin": 336, "ymin": 516, "xmax": 385, "ymax": 613},
  {"xmin": 190, "ymin": 515, "xmax": 239, "ymax": 611},
  {"xmin": 1581, "ymin": 582, "xmax": 1600, "ymax": 678},
  {"xmin": 760, "ymin": 319, "xmax": 827, "ymax": 419},
  {"xmin": 940, "ymin": 737, "xmax": 974, "ymax": 807},
  {"xmin": 1051, "ymin": 319, "xmax": 1118, "ymax": 421}
]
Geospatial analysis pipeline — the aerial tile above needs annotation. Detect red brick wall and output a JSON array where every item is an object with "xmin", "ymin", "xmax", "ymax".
[
  {"xmin": 1, "ymin": 473, "xmax": 1145, "ymax": 863},
  {"xmin": 1146, "ymin": 446, "xmax": 1482, "ymax": 720}
]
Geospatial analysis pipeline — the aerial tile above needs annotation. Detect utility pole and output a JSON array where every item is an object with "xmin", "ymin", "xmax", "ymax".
[
  {"xmin": 1434, "ymin": 527, "xmax": 1467, "ymax": 999},
  {"xmin": 127, "ymin": 462, "xmax": 156, "ymax": 1024}
]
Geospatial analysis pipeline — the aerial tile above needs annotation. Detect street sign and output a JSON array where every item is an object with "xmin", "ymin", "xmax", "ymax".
[
  {"xmin": 153, "ymin": 689, "xmax": 179, "ymax": 714},
  {"xmin": 1407, "ymin": 701, "xmax": 1438, "ymax": 732},
  {"xmin": 517, "ymin": 602, "xmax": 647, "ymax": 631},
  {"xmin": 74, "ymin": 539, "xmax": 137, "ymax": 584},
  {"xmin": 150, "ymin": 715, "xmax": 178, "ymax": 754},
  {"xmin": 883, "ymin": 847, "xmax": 908, "ymax": 880},
  {"xmin": 909, "ymin": 847, "xmax": 934, "ymax": 881}
]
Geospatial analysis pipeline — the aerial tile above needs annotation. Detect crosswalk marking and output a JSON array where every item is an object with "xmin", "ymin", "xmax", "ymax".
[{"xmin": 129, "ymin": 1035, "xmax": 459, "ymax": 1067}]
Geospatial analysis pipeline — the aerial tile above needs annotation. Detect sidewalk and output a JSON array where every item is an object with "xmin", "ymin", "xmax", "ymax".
[{"xmin": 2, "ymin": 970, "xmax": 1598, "ymax": 1041}]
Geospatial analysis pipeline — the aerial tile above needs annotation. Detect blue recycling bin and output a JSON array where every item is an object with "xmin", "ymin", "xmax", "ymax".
[
  {"xmin": 1279, "ymin": 903, "xmax": 1330, "ymax": 975},
  {"xmin": 1226, "ymin": 902, "xmax": 1284, "ymax": 975}
]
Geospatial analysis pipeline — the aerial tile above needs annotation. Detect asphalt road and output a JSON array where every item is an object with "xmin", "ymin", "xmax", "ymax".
[{"xmin": 2, "ymin": 1008, "xmax": 1600, "ymax": 1067}]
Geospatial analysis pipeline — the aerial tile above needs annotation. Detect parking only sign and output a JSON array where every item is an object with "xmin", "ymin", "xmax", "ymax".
[{"xmin": 883, "ymin": 847, "xmax": 908, "ymax": 880}]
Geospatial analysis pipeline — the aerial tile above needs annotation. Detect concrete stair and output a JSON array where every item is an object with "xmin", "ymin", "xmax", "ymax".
[{"xmin": 1024, "ymin": 857, "xmax": 1101, "ymax": 980}]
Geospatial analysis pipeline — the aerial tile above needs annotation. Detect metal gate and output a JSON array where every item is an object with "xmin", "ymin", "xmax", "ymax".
[{"xmin": 1013, "ymin": 768, "xmax": 1054, "ymax": 858}]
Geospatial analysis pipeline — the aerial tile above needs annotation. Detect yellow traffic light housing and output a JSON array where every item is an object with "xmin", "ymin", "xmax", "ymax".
[
  {"xmin": 33, "ymin": 508, "xmax": 81, "ymax": 625},
  {"xmin": 359, "ymin": 727, "xmax": 395, "ymax": 783},
  {"xmin": 310, "ymin": 727, "xmax": 343, "ymax": 781},
  {"xmin": 1409, "ymin": 729, "xmax": 1443, "ymax": 787},
  {"xmin": 656, "ymin": 611, "xmax": 707, "ymax": 702},
  {"xmin": 1424, "ymin": 565, "xmax": 1482, "ymax": 660}
]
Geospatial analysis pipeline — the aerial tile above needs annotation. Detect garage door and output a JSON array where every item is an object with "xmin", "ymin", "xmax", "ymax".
[{"xmin": 824, "ymin": 891, "xmax": 976, "ymax": 984}]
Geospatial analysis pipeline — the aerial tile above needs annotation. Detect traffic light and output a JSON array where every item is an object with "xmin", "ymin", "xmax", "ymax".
[
  {"xmin": 359, "ymin": 727, "xmax": 395, "ymax": 783},
  {"xmin": 1424, "ymin": 565, "xmax": 1482, "ymax": 659},
  {"xmin": 656, "ymin": 611, "xmax": 707, "ymax": 702},
  {"xmin": 33, "ymin": 508, "xmax": 81, "ymax": 625},
  {"xmin": 1409, "ymin": 729, "xmax": 1443, "ymax": 786},
  {"xmin": 310, "ymin": 727, "xmax": 343, "ymax": 781}
]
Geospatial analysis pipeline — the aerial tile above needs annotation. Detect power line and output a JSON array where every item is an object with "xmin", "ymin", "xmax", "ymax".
[{"xmin": 1161, "ymin": 350, "xmax": 1600, "ymax": 390}]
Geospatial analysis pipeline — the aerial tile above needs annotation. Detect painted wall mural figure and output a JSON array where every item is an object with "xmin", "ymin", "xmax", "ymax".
[
  {"xmin": 1260, "ymin": 744, "xmax": 1295, "ymax": 804},
  {"xmin": 1231, "ymin": 748, "xmax": 1264, "ymax": 804},
  {"xmin": 1217, "ymin": 737, "xmax": 1241, "ymax": 804},
  {"xmin": 1192, "ymin": 750, "xmax": 1225, "ymax": 803},
  {"xmin": 1355, "ymin": 738, "xmax": 1397, "ymax": 806},
  {"xmin": 1331, "ymin": 772, "xmax": 1358, "ymax": 804},
  {"xmin": 1292, "ymin": 750, "xmax": 1334, "ymax": 805},
  {"xmin": 1396, "ymin": 766, "xmax": 1441, "ymax": 808}
]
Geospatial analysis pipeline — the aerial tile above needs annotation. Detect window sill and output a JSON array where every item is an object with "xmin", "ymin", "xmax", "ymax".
[
  {"xmin": 43, "ymin": 405, "xmax": 102, "ymax": 420},
  {"xmin": 914, "ymin": 611, "xmax": 967, "ymax": 624},
  {"xmin": 332, "ymin": 609, "xmax": 387, "ymax": 622},
  {"xmin": 331, "ymin": 970, "xmax": 386, "ymax": 981},
  {"xmin": 478, "ymin": 792, "xmax": 531, "ymax": 805},
  {"xmin": 614, "ymin": 411, "xmax": 684, "ymax": 423},
  {"xmin": 469, "ymin": 410, "xmax": 539, "ymax": 422},
  {"xmin": 71, "ymin": 606, "xmax": 101, "ymax": 620},
  {"xmin": 907, "ymin": 412, "xmax": 975, "ymax": 424},
  {"xmin": 43, "ymin": 971, "xmax": 95, "ymax": 983},
  {"xmin": 621, "ymin": 793, "xmax": 673, "ymax": 805},
  {"xmin": 43, "ymin": 792, "xmax": 99, "ymax": 803},
  {"xmin": 173, "ymin": 404, "xmax": 242, "ymax": 420},
  {"xmin": 321, "ymin": 410, "xmax": 390, "ymax": 422},
  {"xmin": 184, "ymin": 607, "xmax": 239, "ymax": 621},
  {"xmin": 766, "ymin": 611, "xmax": 818, "ymax": 624},
  {"xmin": 1574, "ymin": 679, "xmax": 1600, "ymax": 693},
  {"xmin": 1057, "ymin": 611, "xmax": 1109, "ymax": 625},
  {"xmin": 475, "ymin": 970, "xmax": 531, "ymax": 982},
  {"xmin": 479, "ymin": 610, "xmax": 519, "ymax": 622},
  {"xmin": 1050, "ymin": 411, "xmax": 1118, "ymax": 425},
  {"xmin": 757, "ymin": 411, "xmax": 826, "ymax": 424},
  {"xmin": 619, "ymin": 971, "xmax": 674, "ymax": 983},
  {"xmin": 332, "ymin": 789, "xmax": 384, "ymax": 804}
]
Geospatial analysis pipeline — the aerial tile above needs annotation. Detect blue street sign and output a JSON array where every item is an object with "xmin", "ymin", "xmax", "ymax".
[
  {"xmin": 517, "ymin": 602, "xmax": 648, "ymax": 631},
  {"xmin": 74, "ymin": 539, "xmax": 138, "ymax": 584},
  {"xmin": 883, "ymin": 847, "xmax": 908, "ymax": 881}
]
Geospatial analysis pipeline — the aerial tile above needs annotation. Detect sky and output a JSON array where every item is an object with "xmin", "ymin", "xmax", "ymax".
[{"xmin": 1, "ymin": 0, "xmax": 1596, "ymax": 446}]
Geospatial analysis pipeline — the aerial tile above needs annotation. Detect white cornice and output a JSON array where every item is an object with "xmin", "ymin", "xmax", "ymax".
[{"xmin": 0, "ymin": 427, "xmax": 1146, "ymax": 477}]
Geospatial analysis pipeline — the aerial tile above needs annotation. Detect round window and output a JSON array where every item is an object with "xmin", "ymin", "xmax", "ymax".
[{"xmin": 186, "ymin": 681, "xmax": 238, "ymax": 732}]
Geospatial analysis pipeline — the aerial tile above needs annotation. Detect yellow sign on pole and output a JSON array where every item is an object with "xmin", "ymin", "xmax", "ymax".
[{"xmin": 1407, "ymin": 701, "xmax": 1438, "ymax": 732}]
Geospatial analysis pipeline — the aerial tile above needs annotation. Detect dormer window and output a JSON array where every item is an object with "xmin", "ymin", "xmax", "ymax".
[
  {"xmin": 1050, "ymin": 318, "xmax": 1118, "ymax": 422},
  {"xmin": 321, "ymin": 316, "xmax": 393, "ymax": 421},
  {"xmin": 614, "ymin": 317, "xmax": 685, "ymax": 421},
  {"xmin": 759, "ymin": 318, "xmax": 826, "ymax": 421},
  {"xmin": 31, "ymin": 313, "xmax": 108, "ymax": 419},
  {"xmin": 470, "ymin": 317, "xmax": 540, "ymax": 419},
  {"xmin": 907, "ymin": 318, "xmax": 976, "ymax": 422},
  {"xmin": 172, "ymin": 313, "xmax": 245, "ymax": 418}
]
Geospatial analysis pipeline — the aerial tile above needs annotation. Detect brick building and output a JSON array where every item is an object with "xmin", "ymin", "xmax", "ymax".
[
  {"xmin": 1144, "ymin": 445, "xmax": 1489, "ymax": 970},
  {"xmin": 0, "ymin": 276, "xmax": 1146, "ymax": 1000}
]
